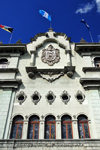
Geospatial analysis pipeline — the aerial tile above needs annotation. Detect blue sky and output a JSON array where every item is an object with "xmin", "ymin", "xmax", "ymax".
[{"xmin": 0, "ymin": 0, "xmax": 100, "ymax": 43}]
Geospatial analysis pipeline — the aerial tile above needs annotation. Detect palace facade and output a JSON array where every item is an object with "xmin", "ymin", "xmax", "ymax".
[{"xmin": 0, "ymin": 29, "xmax": 100, "ymax": 149}]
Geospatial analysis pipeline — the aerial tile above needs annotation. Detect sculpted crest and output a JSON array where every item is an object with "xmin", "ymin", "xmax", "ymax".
[{"xmin": 41, "ymin": 45, "xmax": 60, "ymax": 66}]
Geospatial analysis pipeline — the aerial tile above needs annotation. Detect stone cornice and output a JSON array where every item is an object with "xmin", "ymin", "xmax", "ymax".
[
  {"xmin": 0, "ymin": 44, "xmax": 26, "ymax": 55},
  {"xmin": 83, "ymin": 67, "xmax": 100, "ymax": 72},
  {"xmin": 80, "ymin": 78, "xmax": 100, "ymax": 89},
  {"xmin": 0, "ymin": 139, "xmax": 100, "ymax": 148},
  {"xmin": 0, "ymin": 79, "xmax": 22, "ymax": 89},
  {"xmin": 0, "ymin": 68, "xmax": 18, "ymax": 73},
  {"xmin": 75, "ymin": 43, "xmax": 100, "ymax": 55}
]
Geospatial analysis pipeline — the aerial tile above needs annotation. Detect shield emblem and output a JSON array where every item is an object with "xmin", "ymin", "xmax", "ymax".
[{"xmin": 41, "ymin": 45, "xmax": 60, "ymax": 66}]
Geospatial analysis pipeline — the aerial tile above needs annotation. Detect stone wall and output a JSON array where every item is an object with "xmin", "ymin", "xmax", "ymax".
[{"xmin": 0, "ymin": 140, "xmax": 100, "ymax": 150}]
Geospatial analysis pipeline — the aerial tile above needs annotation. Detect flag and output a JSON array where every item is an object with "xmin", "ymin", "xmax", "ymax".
[
  {"xmin": 39, "ymin": 10, "xmax": 51, "ymax": 22},
  {"xmin": 81, "ymin": 19, "xmax": 90, "ymax": 29},
  {"xmin": 0, "ymin": 25, "xmax": 13, "ymax": 33}
]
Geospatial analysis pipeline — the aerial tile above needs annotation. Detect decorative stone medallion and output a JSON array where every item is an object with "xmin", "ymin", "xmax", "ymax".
[
  {"xmin": 46, "ymin": 91, "xmax": 56, "ymax": 105},
  {"xmin": 75, "ymin": 90, "xmax": 85, "ymax": 104},
  {"xmin": 16, "ymin": 91, "xmax": 27, "ymax": 105},
  {"xmin": 60, "ymin": 91, "xmax": 70, "ymax": 104},
  {"xmin": 31, "ymin": 91, "xmax": 41, "ymax": 105},
  {"xmin": 41, "ymin": 45, "xmax": 60, "ymax": 66}
]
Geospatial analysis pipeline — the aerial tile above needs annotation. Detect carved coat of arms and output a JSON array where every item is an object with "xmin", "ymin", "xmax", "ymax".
[{"xmin": 41, "ymin": 45, "xmax": 60, "ymax": 66}]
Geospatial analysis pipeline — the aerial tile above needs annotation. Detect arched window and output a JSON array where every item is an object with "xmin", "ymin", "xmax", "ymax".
[
  {"xmin": 10, "ymin": 115, "xmax": 23, "ymax": 139},
  {"xmin": 27, "ymin": 115, "xmax": 40, "ymax": 139},
  {"xmin": 94, "ymin": 57, "xmax": 100, "ymax": 67},
  {"xmin": 61, "ymin": 115, "xmax": 73, "ymax": 139},
  {"xmin": 45, "ymin": 115, "xmax": 56, "ymax": 139},
  {"xmin": 78, "ymin": 115, "xmax": 90, "ymax": 138}
]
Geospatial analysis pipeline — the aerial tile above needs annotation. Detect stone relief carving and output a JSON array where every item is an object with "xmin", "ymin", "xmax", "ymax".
[
  {"xmin": 26, "ymin": 66, "xmax": 75, "ymax": 83},
  {"xmin": 46, "ymin": 91, "xmax": 56, "ymax": 105},
  {"xmin": 39, "ymin": 72, "xmax": 64, "ymax": 83},
  {"xmin": 75, "ymin": 90, "xmax": 85, "ymax": 104},
  {"xmin": 31, "ymin": 91, "xmax": 41, "ymax": 105},
  {"xmin": 60, "ymin": 91, "xmax": 70, "ymax": 104},
  {"xmin": 41, "ymin": 45, "xmax": 60, "ymax": 66},
  {"xmin": 16, "ymin": 91, "xmax": 27, "ymax": 105}
]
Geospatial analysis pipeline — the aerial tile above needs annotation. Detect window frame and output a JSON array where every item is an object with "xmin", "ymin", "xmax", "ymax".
[
  {"xmin": 10, "ymin": 116, "xmax": 23, "ymax": 139},
  {"xmin": 28, "ymin": 116, "xmax": 40, "ymax": 139},
  {"xmin": 61, "ymin": 116, "xmax": 73, "ymax": 139},
  {"xmin": 78, "ymin": 116, "xmax": 91, "ymax": 139},
  {"xmin": 45, "ymin": 116, "xmax": 56, "ymax": 139}
]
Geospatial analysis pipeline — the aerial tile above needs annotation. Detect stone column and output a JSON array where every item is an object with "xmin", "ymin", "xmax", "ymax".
[
  {"xmin": 39, "ymin": 120, "xmax": 45, "ymax": 139},
  {"xmin": 30, "ymin": 51, "xmax": 36, "ymax": 66},
  {"xmin": 22, "ymin": 120, "xmax": 28, "ymax": 139},
  {"xmin": 72, "ymin": 120, "xmax": 79, "ymax": 139},
  {"xmin": 56, "ymin": 120, "xmax": 61, "ymax": 139}
]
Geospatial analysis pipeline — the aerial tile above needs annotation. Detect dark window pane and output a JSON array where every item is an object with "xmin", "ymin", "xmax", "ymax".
[
  {"xmin": 45, "ymin": 115, "xmax": 56, "ymax": 139},
  {"xmin": 17, "ymin": 124, "xmax": 23, "ymax": 139},
  {"xmin": 34, "ymin": 124, "xmax": 39, "ymax": 139},
  {"xmin": 68, "ymin": 124, "xmax": 72, "ymax": 139},
  {"xmin": 11, "ymin": 124, "xmax": 17, "ymax": 138},
  {"xmin": 45, "ymin": 124, "xmax": 49, "ymax": 139},
  {"xmin": 51, "ymin": 124, "xmax": 55, "ymax": 139},
  {"xmin": 28, "ymin": 116, "xmax": 39, "ymax": 139},
  {"xmin": 62, "ymin": 124, "xmax": 66, "ymax": 139},
  {"xmin": 10, "ymin": 116, "xmax": 23, "ymax": 139},
  {"xmin": 62, "ymin": 116, "xmax": 71, "ymax": 122},
  {"xmin": 61, "ymin": 115, "xmax": 73, "ymax": 139},
  {"xmin": 78, "ymin": 115, "xmax": 90, "ymax": 139},
  {"xmin": 28, "ymin": 124, "xmax": 33, "ymax": 139},
  {"xmin": 79, "ymin": 124, "xmax": 84, "ymax": 138},
  {"xmin": 84, "ymin": 123, "xmax": 90, "ymax": 138},
  {"xmin": 30, "ymin": 116, "xmax": 39, "ymax": 122}
]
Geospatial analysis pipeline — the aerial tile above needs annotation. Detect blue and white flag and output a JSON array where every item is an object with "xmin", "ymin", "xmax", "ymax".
[
  {"xmin": 81, "ymin": 19, "xmax": 90, "ymax": 29},
  {"xmin": 39, "ymin": 10, "xmax": 51, "ymax": 22}
]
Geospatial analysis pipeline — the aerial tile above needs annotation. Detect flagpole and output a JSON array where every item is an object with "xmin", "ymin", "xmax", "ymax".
[
  {"xmin": 88, "ymin": 29, "xmax": 93, "ymax": 43},
  {"xmin": 9, "ymin": 33, "xmax": 13, "ymax": 44},
  {"xmin": 50, "ymin": 21, "xmax": 52, "ymax": 28}
]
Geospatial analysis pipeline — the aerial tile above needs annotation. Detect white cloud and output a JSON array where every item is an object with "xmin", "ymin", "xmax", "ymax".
[
  {"xmin": 95, "ymin": 0, "xmax": 100, "ymax": 12},
  {"xmin": 76, "ymin": 2, "xmax": 95, "ymax": 14}
]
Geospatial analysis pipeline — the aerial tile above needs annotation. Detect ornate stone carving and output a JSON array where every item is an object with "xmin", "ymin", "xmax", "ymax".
[
  {"xmin": 75, "ymin": 90, "xmax": 85, "ymax": 104},
  {"xmin": 41, "ymin": 45, "xmax": 60, "ymax": 66},
  {"xmin": 16, "ymin": 91, "xmax": 27, "ymax": 104},
  {"xmin": 46, "ymin": 91, "xmax": 56, "ymax": 105},
  {"xmin": 40, "ymin": 72, "xmax": 64, "ymax": 83},
  {"xmin": 26, "ymin": 66, "xmax": 75, "ymax": 82},
  {"xmin": 60, "ymin": 91, "xmax": 70, "ymax": 104},
  {"xmin": 31, "ymin": 91, "xmax": 41, "ymax": 105}
]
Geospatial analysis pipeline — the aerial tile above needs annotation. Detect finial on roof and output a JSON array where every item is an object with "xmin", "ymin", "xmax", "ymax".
[
  {"xmin": 0, "ymin": 41, "xmax": 3, "ymax": 44},
  {"xmin": 16, "ymin": 40, "xmax": 22, "ymax": 44},
  {"xmin": 80, "ymin": 38, "xmax": 87, "ymax": 43},
  {"xmin": 48, "ymin": 28, "xmax": 53, "ymax": 32}
]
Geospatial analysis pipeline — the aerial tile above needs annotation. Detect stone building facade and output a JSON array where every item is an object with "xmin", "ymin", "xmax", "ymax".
[{"xmin": 0, "ymin": 29, "xmax": 100, "ymax": 149}]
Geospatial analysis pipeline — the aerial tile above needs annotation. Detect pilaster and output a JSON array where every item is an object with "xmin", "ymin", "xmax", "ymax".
[
  {"xmin": 39, "ymin": 120, "xmax": 44, "ymax": 139},
  {"xmin": 22, "ymin": 120, "xmax": 28, "ymax": 139},
  {"xmin": 56, "ymin": 120, "xmax": 61, "ymax": 139}
]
